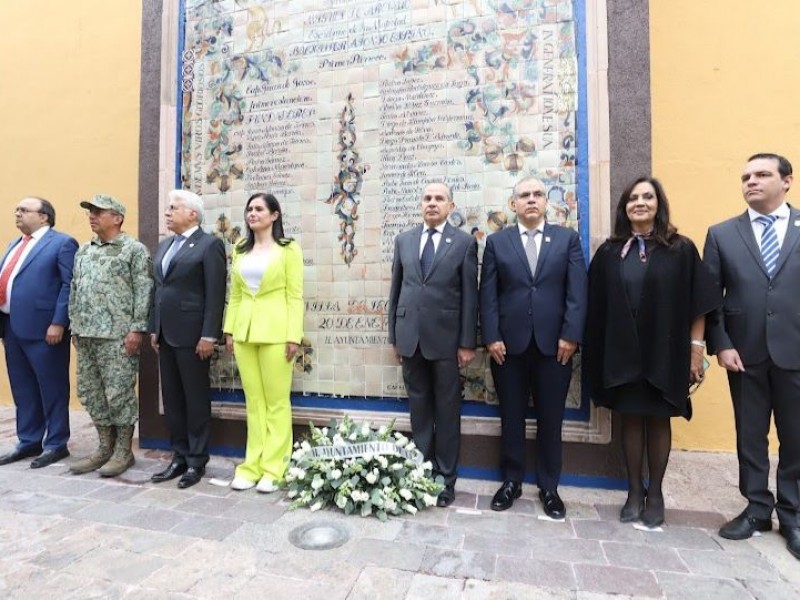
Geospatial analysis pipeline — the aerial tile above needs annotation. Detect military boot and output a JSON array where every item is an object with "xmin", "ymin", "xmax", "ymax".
[
  {"xmin": 70, "ymin": 425, "xmax": 115, "ymax": 474},
  {"xmin": 98, "ymin": 425, "xmax": 136, "ymax": 477}
]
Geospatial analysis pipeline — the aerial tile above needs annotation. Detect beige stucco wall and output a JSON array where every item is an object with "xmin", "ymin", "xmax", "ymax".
[
  {"xmin": 0, "ymin": 0, "xmax": 142, "ymax": 406},
  {"xmin": 651, "ymin": 0, "xmax": 800, "ymax": 450}
]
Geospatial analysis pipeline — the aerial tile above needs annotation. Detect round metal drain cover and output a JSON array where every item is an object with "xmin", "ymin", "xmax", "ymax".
[{"xmin": 289, "ymin": 521, "xmax": 350, "ymax": 550}]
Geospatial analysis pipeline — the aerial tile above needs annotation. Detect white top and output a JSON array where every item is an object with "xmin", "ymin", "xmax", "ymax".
[
  {"xmin": 749, "ymin": 202, "xmax": 790, "ymax": 249},
  {"xmin": 517, "ymin": 222, "xmax": 544, "ymax": 255},
  {"xmin": 418, "ymin": 223, "xmax": 446, "ymax": 258},
  {"xmin": 0, "ymin": 225, "xmax": 50, "ymax": 314},
  {"xmin": 239, "ymin": 251, "xmax": 268, "ymax": 293}
]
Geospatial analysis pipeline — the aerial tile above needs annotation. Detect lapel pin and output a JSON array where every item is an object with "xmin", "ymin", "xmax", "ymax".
[
  {"xmin": 794, "ymin": 219, "xmax": 800, "ymax": 226},
  {"xmin": 445, "ymin": 238, "xmax": 452, "ymax": 243},
  {"xmin": 189, "ymin": 243, "xmax": 195, "ymax": 248},
  {"xmin": 544, "ymin": 236, "xmax": 551, "ymax": 243}
]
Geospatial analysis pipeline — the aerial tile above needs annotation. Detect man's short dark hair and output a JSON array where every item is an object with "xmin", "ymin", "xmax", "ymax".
[
  {"xmin": 748, "ymin": 153, "xmax": 793, "ymax": 178},
  {"xmin": 30, "ymin": 196, "xmax": 56, "ymax": 227}
]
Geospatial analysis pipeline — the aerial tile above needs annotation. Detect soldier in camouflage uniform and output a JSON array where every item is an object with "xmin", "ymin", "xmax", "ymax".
[{"xmin": 68, "ymin": 195, "xmax": 153, "ymax": 477}]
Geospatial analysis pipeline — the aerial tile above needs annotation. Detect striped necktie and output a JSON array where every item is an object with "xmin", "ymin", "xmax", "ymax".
[{"xmin": 755, "ymin": 215, "xmax": 779, "ymax": 276}]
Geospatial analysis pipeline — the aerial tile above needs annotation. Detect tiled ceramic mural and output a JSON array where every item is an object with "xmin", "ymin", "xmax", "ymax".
[{"xmin": 180, "ymin": 0, "xmax": 585, "ymax": 408}]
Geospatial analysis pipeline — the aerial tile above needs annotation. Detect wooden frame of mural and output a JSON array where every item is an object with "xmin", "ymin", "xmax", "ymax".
[{"xmin": 147, "ymin": 0, "xmax": 617, "ymax": 453}]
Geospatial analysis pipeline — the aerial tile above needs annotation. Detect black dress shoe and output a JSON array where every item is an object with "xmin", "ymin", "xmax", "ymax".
[
  {"xmin": 30, "ymin": 447, "xmax": 69, "ymax": 469},
  {"xmin": 437, "ymin": 485, "xmax": 455, "ymax": 508},
  {"xmin": 641, "ymin": 494, "xmax": 665, "ymax": 528},
  {"xmin": 779, "ymin": 525, "xmax": 800, "ymax": 560},
  {"xmin": 177, "ymin": 466, "xmax": 205, "ymax": 489},
  {"xmin": 491, "ymin": 481, "xmax": 522, "ymax": 511},
  {"xmin": 0, "ymin": 445, "xmax": 42, "ymax": 466},
  {"xmin": 539, "ymin": 489, "xmax": 566, "ymax": 519},
  {"xmin": 620, "ymin": 489, "xmax": 647, "ymax": 523},
  {"xmin": 151, "ymin": 461, "xmax": 188, "ymax": 483},
  {"xmin": 719, "ymin": 510, "xmax": 772, "ymax": 540}
]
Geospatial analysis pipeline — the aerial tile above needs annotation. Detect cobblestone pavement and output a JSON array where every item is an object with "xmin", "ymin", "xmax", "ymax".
[{"xmin": 0, "ymin": 406, "xmax": 798, "ymax": 599}]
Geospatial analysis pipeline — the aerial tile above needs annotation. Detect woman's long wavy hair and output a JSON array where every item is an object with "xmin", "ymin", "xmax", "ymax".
[
  {"xmin": 236, "ymin": 192, "xmax": 292, "ymax": 254},
  {"xmin": 610, "ymin": 177, "xmax": 679, "ymax": 246}
]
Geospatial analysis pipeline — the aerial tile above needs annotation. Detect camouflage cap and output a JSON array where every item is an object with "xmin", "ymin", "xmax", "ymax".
[{"xmin": 80, "ymin": 194, "xmax": 126, "ymax": 216}]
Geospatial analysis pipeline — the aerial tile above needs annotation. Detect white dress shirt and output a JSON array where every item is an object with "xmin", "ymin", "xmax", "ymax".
[
  {"xmin": 517, "ymin": 221, "xmax": 544, "ymax": 255},
  {"xmin": 749, "ymin": 202, "xmax": 790, "ymax": 250},
  {"xmin": 418, "ymin": 223, "xmax": 446, "ymax": 258},
  {"xmin": 0, "ymin": 225, "xmax": 50, "ymax": 314}
]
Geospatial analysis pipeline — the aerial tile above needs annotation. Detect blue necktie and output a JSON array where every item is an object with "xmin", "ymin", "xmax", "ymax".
[
  {"xmin": 420, "ymin": 228, "xmax": 436, "ymax": 279},
  {"xmin": 755, "ymin": 215, "xmax": 779, "ymax": 276},
  {"xmin": 162, "ymin": 234, "xmax": 185, "ymax": 273}
]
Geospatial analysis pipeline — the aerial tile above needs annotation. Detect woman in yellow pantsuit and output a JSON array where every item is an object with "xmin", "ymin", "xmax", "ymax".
[{"xmin": 223, "ymin": 192, "xmax": 304, "ymax": 492}]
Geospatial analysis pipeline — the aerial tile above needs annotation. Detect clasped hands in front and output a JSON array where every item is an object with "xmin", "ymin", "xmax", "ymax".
[
  {"xmin": 223, "ymin": 334, "xmax": 299, "ymax": 362},
  {"xmin": 487, "ymin": 338, "xmax": 577, "ymax": 366}
]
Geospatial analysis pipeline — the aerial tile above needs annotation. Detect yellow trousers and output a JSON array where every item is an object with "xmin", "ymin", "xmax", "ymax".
[{"xmin": 234, "ymin": 342, "xmax": 293, "ymax": 483}]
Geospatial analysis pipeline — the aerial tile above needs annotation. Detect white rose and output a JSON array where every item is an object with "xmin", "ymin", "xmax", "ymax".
[
  {"xmin": 366, "ymin": 472, "xmax": 377, "ymax": 484},
  {"xmin": 404, "ymin": 503, "xmax": 418, "ymax": 515},
  {"xmin": 348, "ymin": 433, "xmax": 358, "ymax": 441},
  {"xmin": 399, "ymin": 489, "xmax": 413, "ymax": 500},
  {"xmin": 311, "ymin": 478, "xmax": 325, "ymax": 490},
  {"xmin": 301, "ymin": 441, "xmax": 312, "ymax": 451},
  {"xmin": 310, "ymin": 501, "xmax": 323, "ymax": 512},
  {"xmin": 422, "ymin": 494, "xmax": 437, "ymax": 506},
  {"xmin": 360, "ymin": 424, "xmax": 370, "ymax": 436},
  {"xmin": 321, "ymin": 427, "xmax": 329, "ymax": 436},
  {"xmin": 335, "ymin": 494, "xmax": 348, "ymax": 509},
  {"xmin": 329, "ymin": 469, "xmax": 342, "ymax": 480}
]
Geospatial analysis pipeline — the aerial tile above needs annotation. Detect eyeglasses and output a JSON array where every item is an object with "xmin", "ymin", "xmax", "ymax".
[{"xmin": 14, "ymin": 207, "xmax": 43, "ymax": 215}]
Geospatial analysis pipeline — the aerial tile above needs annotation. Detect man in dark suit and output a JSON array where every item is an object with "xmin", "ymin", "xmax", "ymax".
[
  {"xmin": 388, "ymin": 182, "xmax": 479, "ymax": 507},
  {"xmin": 149, "ymin": 189, "xmax": 226, "ymax": 489},
  {"xmin": 0, "ymin": 197, "xmax": 78, "ymax": 468},
  {"xmin": 480, "ymin": 177, "xmax": 587, "ymax": 517},
  {"xmin": 705, "ymin": 153, "xmax": 800, "ymax": 560}
]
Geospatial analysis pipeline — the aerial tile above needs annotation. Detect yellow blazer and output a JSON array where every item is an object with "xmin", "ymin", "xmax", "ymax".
[{"xmin": 223, "ymin": 241, "xmax": 304, "ymax": 344}]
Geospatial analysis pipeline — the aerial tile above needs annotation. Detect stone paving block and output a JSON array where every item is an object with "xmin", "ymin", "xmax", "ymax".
[
  {"xmin": 169, "ymin": 514, "xmax": 243, "ymax": 541},
  {"xmin": 663, "ymin": 508, "xmax": 727, "ymax": 530},
  {"xmin": 462, "ymin": 531, "xmax": 532, "ymax": 558},
  {"xmin": 260, "ymin": 545, "xmax": 361, "ymax": 585},
  {"xmin": 26, "ymin": 535, "xmax": 97, "ymax": 570},
  {"xmin": 219, "ymin": 498, "xmax": 284, "ymax": 524},
  {"xmin": 62, "ymin": 547, "xmax": 164, "ymax": 585},
  {"xmin": 641, "ymin": 526, "xmax": 721, "ymax": 550},
  {"xmin": 3, "ymin": 473, "xmax": 63, "ymax": 494},
  {"xmin": 223, "ymin": 521, "xmax": 284, "ymax": 554},
  {"xmin": 602, "ymin": 541, "xmax": 688, "ymax": 572},
  {"xmin": 565, "ymin": 503, "xmax": 602, "ymax": 520},
  {"xmin": 0, "ymin": 491, "xmax": 56, "ymax": 514},
  {"xmin": 72, "ymin": 499, "xmax": 145, "ymax": 525},
  {"xmin": 574, "ymin": 563, "xmax": 661, "ymax": 597},
  {"xmin": 49, "ymin": 477, "xmax": 107, "ymax": 497},
  {"xmin": 123, "ymin": 588, "xmax": 194, "ymax": 600},
  {"xmin": 186, "ymin": 569, "xmax": 255, "ymax": 599},
  {"xmin": 405, "ymin": 573, "xmax": 464, "ymax": 599},
  {"xmin": 43, "ymin": 573, "xmax": 130, "ymax": 600},
  {"xmin": 348, "ymin": 537, "xmax": 427, "ymax": 571},
  {"xmin": 86, "ymin": 482, "xmax": 147, "ymax": 503},
  {"xmin": 74, "ymin": 522, "xmax": 196, "ymax": 558},
  {"xmin": 451, "ymin": 490, "xmax": 478, "ymax": 509},
  {"xmin": 173, "ymin": 493, "xmax": 241, "ymax": 516},
  {"xmin": 395, "ymin": 521, "xmax": 465, "ymax": 550},
  {"xmin": 744, "ymin": 578, "xmax": 800, "ymax": 600},
  {"xmin": 17, "ymin": 495, "xmax": 92, "ymax": 516},
  {"xmin": 528, "ymin": 537, "xmax": 606, "ymax": 564},
  {"xmin": 573, "ymin": 519, "xmax": 645, "ymax": 542},
  {"xmin": 233, "ymin": 574, "xmax": 348, "ymax": 600},
  {"xmin": 656, "ymin": 571, "xmax": 752, "ymax": 600},
  {"xmin": 594, "ymin": 503, "xmax": 624, "ymax": 521},
  {"xmin": 495, "ymin": 556, "xmax": 576, "ymax": 589},
  {"xmin": 679, "ymin": 547, "xmax": 782, "ymax": 580},
  {"xmin": 347, "ymin": 566, "xmax": 415, "ymax": 600},
  {"xmin": 127, "ymin": 487, "xmax": 191, "ymax": 509},
  {"xmin": 117, "ymin": 506, "xmax": 190, "ymax": 531},
  {"xmin": 420, "ymin": 547, "xmax": 496, "ymax": 580},
  {"xmin": 463, "ymin": 579, "xmax": 574, "ymax": 599},
  {"xmin": 393, "ymin": 504, "xmax": 450, "ymax": 526}
]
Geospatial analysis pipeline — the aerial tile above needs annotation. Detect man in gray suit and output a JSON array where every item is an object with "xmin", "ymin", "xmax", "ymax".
[
  {"xmin": 388, "ymin": 182, "xmax": 479, "ymax": 507},
  {"xmin": 149, "ymin": 190, "xmax": 226, "ymax": 489},
  {"xmin": 705, "ymin": 153, "xmax": 800, "ymax": 560}
]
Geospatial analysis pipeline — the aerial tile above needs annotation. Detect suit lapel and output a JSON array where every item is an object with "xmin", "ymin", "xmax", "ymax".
[
  {"xmin": 165, "ymin": 229, "xmax": 204, "ymax": 278},
  {"xmin": 773, "ymin": 206, "xmax": 800, "ymax": 278},
  {"xmin": 410, "ymin": 225, "xmax": 424, "ymax": 281},
  {"xmin": 425, "ymin": 223, "xmax": 455, "ymax": 280},
  {"xmin": 533, "ymin": 224, "xmax": 553, "ymax": 282},
  {"xmin": 16, "ymin": 229, "xmax": 54, "ymax": 276},
  {"xmin": 734, "ymin": 212, "xmax": 769, "ymax": 278}
]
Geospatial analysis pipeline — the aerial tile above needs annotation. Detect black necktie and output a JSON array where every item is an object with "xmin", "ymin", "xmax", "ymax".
[{"xmin": 420, "ymin": 228, "xmax": 437, "ymax": 278}]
